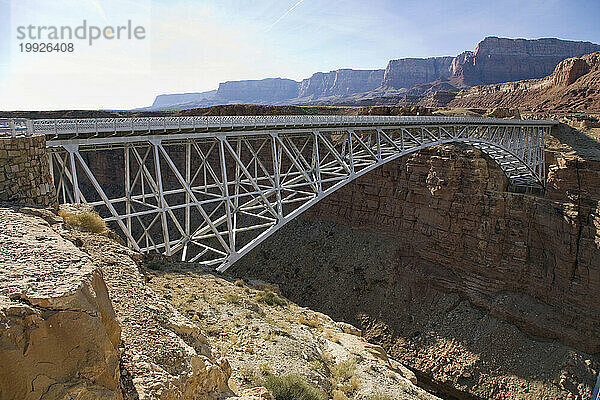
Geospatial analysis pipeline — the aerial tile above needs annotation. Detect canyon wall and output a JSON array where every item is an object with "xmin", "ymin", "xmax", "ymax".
[
  {"xmin": 151, "ymin": 90, "xmax": 217, "ymax": 108},
  {"xmin": 215, "ymin": 78, "xmax": 300, "ymax": 103},
  {"xmin": 451, "ymin": 37, "xmax": 600, "ymax": 86},
  {"xmin": 298, "ymin": 69, "xmax": 384, "ymax": 98},
  {"xmin": 382, "ymin": 57, "xmax": 454, "ymax": 89},
  {"xmin": 147, "ymin": 37, "xmax": 600, "ymax": 110}
]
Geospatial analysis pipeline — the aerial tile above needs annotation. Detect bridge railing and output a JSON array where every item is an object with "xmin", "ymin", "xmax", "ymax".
[
  {"xmin": 30, "ymin": 115, "xmax": 557, "ymax": 138},
  {"xmin": 0, "ymin": 119, "xmax": 32, "ymax": 138}
]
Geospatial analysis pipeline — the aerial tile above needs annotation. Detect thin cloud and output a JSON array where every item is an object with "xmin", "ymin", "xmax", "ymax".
[
  {"xmin": 88, "ymin": 0, "xmax": 109, "ymax": 23},
  {"xmin": 265, "ymin": 0, "xmax": 305, "ymax": 31}
]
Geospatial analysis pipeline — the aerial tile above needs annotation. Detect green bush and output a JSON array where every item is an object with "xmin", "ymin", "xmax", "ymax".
[
  {"xmin": 257, "ymin": 290, "xmax": 288, "ymax": 307},
  {"xmin": 263, "ymin": 374, "xmax": 326, "ymax": 400}
]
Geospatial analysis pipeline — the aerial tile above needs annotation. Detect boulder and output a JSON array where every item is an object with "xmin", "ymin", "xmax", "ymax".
[{"xmin": 0, "ymin": 207, "xmax": 122, "ymax": 400}]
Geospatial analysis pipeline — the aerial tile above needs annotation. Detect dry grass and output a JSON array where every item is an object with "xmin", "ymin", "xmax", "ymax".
[
  {"xmin": 58, "ymin": 210, "xmax": 107, "ymax": 233},
  {"xmin": 234, "ymin": 279, "xmax": 245, "ymax": 287},
  {"xmin": 223, "ymin": 293, "xmax": 241, "ymax": 304},
  {"xmin": 261, "ymin": 374, "xmax": 327, "ymax": 400},
  {"xmin": 299, "ymin": 315, "xmax": 321, "ymax": 329},
  {"xmin": 332, "ymin": 390, "xmax": 349, "ymax": 400},
  {"xmin": 257, "ymin": 290, "xmax": 288, "ymax": 307}
]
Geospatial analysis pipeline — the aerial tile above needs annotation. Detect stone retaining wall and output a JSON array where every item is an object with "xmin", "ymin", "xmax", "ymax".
[{"xmin": 0, "ymin": 135, "xmax": 56, "ymax": 208}]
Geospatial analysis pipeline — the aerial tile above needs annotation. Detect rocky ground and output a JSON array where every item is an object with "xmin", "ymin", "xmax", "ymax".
[
  {"xmin": 0, "ymin": 203, "xmax": 442, "ymax": 399},
  {"xmin": 231, "ymin": 218, "xmax": 599, "ymax": 400},
  {"xmin": 146, "ymin": 264, "xmax": 439, "ymax": 400}
]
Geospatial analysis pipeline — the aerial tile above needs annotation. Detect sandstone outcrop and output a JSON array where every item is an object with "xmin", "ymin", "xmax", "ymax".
[
  {"xmin": 382, "ymin": 57, "xmax": 454, "ymax": 89},
  {"xmin": 0, "ymin": 207, "xmax": 122, "ymax": 400},
  {"xmin": 58, "ymin": 206, "xmax": 234, "ymax": 400},
  {"xmin": 148, "ymin": 267, "xmax": 440, "ymax": 399},
  {"xmin": 298, "ymin": 69, "xmax": 384, "ymax": 99},
  {"xmin": 215, "ymin": 78, "xmax": 300, "ymax": 103},
  {"xmin": 450, "ymin": 52, "xmax": 600, "ymax": 111}
]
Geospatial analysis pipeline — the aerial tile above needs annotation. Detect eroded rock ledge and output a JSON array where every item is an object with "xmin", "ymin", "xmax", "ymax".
[
  {"xmin": 0, "ymin": 207, "xmax": 121, "ymax": 400},
  {"xmin": 0, "ymin": 206, "xmax": 234, "ymax": 399}
]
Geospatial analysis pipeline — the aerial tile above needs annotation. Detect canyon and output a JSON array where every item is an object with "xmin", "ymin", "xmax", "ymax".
[
  {"xmin": 141, "ymin": 37, "xmax": 600, "ymax": 110},
  {"xmin": 1, "ymin": 105, "xmax": 599, "ymax": 399}
]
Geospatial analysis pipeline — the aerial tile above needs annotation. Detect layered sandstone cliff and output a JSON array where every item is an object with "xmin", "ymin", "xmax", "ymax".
[
  {"xmin": 450, "ymin": 37, "xmax": 600, "ymax": 86},
  {"xmin": 382, "ymin": 57, "xmax": 454, "ymax": 89},
  {"xmin": 146, "ymin": 37, "xmax": 600, "ymax": 110},
  {"xmin": 215, "ymin": 78, "xmax": 300, "ymax": 103},
  {"xmin": 298, "ymin": 69, "xmax": 384, "ymax": 99},
  {"xmin": 450, "ymin": 51, "xmax": 600, "ymax": 111}
]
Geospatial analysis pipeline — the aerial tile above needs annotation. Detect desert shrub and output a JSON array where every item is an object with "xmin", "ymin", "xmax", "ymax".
[
  {"xmin": 329, "ymin": 359, "xmax": 359, "ymax": 395},
  {"xmin": 145, "ymin": 261, "xmax": 163, "ymax": 271},
  {"xmin": 58, "ymin": 210, "xmax": 106, "ymax": 233},
  {"xmin": 263, "ymin": 374, "xmax": 327, "ymax": 400},
  {"xmin": 234, "ymin": 279, "xmax": 245, "ymax": 287},
  {"xmin": 257, "ymin": 290, "xmax": 287, "ymax": 307},
  {"xmin": 224, "ymin": 293, "xmax": 240, "ymax": 303},
  {"xmin": 298, "ymin": 315, "xmax": 321, "ymax": 328},
  {"xmin": 332, "ymin": 390, "xmax": 349, "ymax": 400},
  {"xmin": 330, "ymin": 359, "xmax": 356, "ymax": 382}
]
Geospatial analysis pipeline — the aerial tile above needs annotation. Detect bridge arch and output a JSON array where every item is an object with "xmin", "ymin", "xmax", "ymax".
[{"xmin": 36, "ymin": 115, "xmax": 555, "ymax": 270}]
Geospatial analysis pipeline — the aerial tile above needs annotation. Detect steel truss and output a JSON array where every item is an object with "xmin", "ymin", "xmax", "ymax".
[{"xmin": 44, "ymin": 116, "xmax": 554, "ymax": 271}]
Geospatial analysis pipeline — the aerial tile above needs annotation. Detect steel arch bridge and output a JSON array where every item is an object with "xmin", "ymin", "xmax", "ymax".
[{"xmin": 26, "ymin": 115, "xmax": 555, "ymax": 271}]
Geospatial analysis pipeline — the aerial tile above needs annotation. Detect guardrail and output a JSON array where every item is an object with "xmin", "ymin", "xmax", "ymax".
[{"xmin": 0, "ymin": 119, "xmax": 32, "ymax": 138}]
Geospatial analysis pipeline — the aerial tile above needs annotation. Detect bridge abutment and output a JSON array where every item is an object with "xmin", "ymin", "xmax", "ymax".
[{"xmin": 0, "ymin": 135, "xmax": 57, "ymax": 208}]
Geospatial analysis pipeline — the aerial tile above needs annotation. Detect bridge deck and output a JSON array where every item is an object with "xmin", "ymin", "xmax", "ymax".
[{"xmin": 2, "ymin": 115, "xmax": 556, "ymax": 140}]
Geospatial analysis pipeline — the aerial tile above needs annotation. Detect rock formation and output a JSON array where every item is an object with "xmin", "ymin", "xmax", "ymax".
[
  {"xmin": 298, "ymin": 69, "xmax": 384, "ymax": 99},
  {"xmin": 0, "ymin": 207, "xmax": 122, "ymax": 400},
  {"xmin": 151, "ymin": 90, "xmax": 217, "ymax": 108},
  {"xmin": 148, "ymin": 269, "xmax": 440, "ymax": 399},
  {"xmin": 382, "ymin": 57, "xmax": 454, "ymax": 89},
  {"xmin": 214, "ymin": 78, "xmax": 300, "ymax": 103},
  {"xmin": 231, "ymin": 125, "xmax": 600, "ymax": 399},
  {"xmin": 145, "ymin": 37, "xmax": 600, "ymax": 110},
  {"xmin": 0, "ymin": 202, "xmax": 234, "ymax": 399},
  {"xmin": 450, "ymin": 37, "xmax": 600, "ymax": 86},
  {"xmin": 58, "ymin": 206, "xmax": 234, "ymax": 400},
  {"xmin": 450, "ymin": 51, "xmax": 600, "ymax": 111}
]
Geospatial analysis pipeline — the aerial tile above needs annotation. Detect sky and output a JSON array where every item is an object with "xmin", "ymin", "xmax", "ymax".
[{"xmin": 0, "ymin": 0, "xmax": 599, "ymax": 110}]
